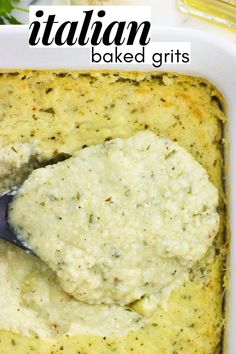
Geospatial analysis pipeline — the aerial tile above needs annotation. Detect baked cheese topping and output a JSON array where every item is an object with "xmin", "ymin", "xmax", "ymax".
[{"xmin": 9, "ymin": 131, "xmax": 219, "ymax": 306}]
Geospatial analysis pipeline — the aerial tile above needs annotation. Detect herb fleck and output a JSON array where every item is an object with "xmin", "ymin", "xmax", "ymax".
[
  {"xmin": 11, "ymin": 146, "xmax": 17, "ymax": 153},
  {"xmin": 48, "ymin": 194, "xmax": 58, "ymax": 201},
  {"xmin": 165, "ymin": 149, "xmax": 177, "ymax": 159},
  {"xmin": 40, "ymin": 107, "xmax": 55, "ymax": 115}
]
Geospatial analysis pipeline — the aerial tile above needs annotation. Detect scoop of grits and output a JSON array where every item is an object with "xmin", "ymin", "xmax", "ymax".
[{"xmin": 9, "ymin": 131, "xmax": 219, "ymax": 306}]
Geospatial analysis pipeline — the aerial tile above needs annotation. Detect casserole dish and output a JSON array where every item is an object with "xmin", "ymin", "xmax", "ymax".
[{"xmin": 0, "ymin": 25, "xmax": 235, "ymax": 353}]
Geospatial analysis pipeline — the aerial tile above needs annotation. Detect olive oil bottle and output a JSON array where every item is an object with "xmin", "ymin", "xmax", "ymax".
[{"xmin": 177, "ymin": 0, "xmax": 236, "ymax": 30}]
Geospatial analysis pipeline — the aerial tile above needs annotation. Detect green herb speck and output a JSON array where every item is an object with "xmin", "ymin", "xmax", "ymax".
[
  {"xmin": 124, "ymin": 188, "xmax": 131, "ymax": 197},
  {"xmin": 11, "ymin": 146, "xmax": 17, "ymax": 153},
  {"xmin": 11, "ymin": 339, "xmax": 16, "ymax": 346},
  {"xmin": 165, "ymin": 149, "xmax": 177, "ymax": 159},
  {"xmin": 48, "ymin": 194, "xmax": 57, "ymax": 201},
  {"xmin": 40, "ymin": 107, "xmax": 55, "ymax": 115}
]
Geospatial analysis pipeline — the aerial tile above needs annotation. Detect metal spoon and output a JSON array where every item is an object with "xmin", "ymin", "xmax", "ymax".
[
  {"xmin": 0, "ymin": 188, "xmax": 33, "ymax": 253},
  {"xmin": 0, "ymin": 153, "xmax": 71, "ymax": 254}
]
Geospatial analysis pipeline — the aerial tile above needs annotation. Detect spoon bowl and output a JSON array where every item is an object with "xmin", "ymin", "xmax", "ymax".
[
  {"xmin": 0, "ymin": 188, "xmax": 33, "ymax": 253},
  {"xmin": 0, "ymin": 153, "xmax": 72, "ymax": 253}
]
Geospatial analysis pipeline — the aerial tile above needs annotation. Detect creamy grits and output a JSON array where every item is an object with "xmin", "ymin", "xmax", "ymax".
[
  {"xmin": 0, "ymin": 242, "xmax": 143, "ymax": 339},
  {"xmin": 9, "ymin": 131, "xmax": 219, "ymax": 309}
]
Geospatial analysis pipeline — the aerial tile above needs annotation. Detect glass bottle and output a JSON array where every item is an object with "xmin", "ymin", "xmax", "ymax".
[{"xmin": 177, "ymin": 0, "xmax": 236, "ymax": 30}]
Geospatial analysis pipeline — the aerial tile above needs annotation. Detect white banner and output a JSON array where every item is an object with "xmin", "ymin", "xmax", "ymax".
[
  {"xmin": 29, "ymin": 6, "xmax": 191, "ymax": 67},
  {"xmin": 29, "ymin": 6, "xmax": 151, "ymax": 47},
  {"xmin": 90, "ymin": 42, "xmax": 191, "ymax": 67}
]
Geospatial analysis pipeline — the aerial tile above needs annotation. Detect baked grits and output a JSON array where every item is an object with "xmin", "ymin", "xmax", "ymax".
[{"xmin": 0, "ymin": 70, "xmax": 226, "ymax": 354}]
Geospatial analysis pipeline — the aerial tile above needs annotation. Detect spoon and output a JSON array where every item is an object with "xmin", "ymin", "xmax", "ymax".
[
  {"xmin": 0, "ymin": 153, "xmax": 71, "ymax": 254},
  {"xmin": 0, "ymin": 188, "xmax": 33, "ymax": 253}
]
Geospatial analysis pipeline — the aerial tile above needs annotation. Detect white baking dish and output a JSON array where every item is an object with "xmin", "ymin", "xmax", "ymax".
[{"xmin": 0, "ymin": 24, "xmax": 235, "ymax": 353}]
